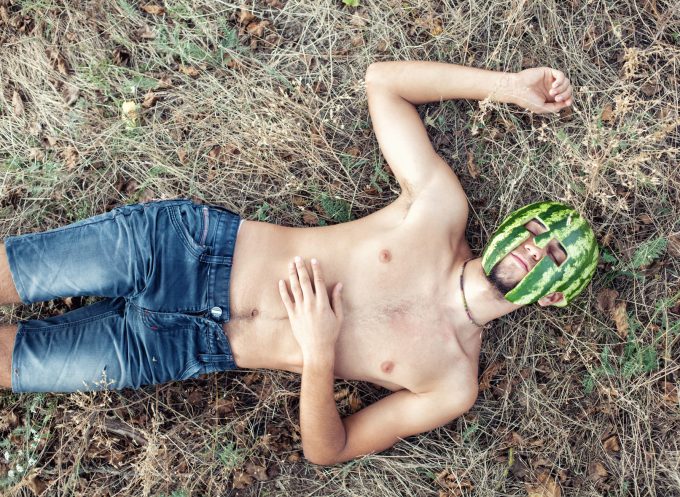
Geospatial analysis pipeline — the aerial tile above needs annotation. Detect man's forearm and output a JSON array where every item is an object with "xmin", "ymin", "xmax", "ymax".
[
  {"xmin": 366, "ymin": 61, "xmax": 517, "ymax": 106},
  {"xmin": 299, "ymin": 354, "xmax": 346, "ymax": 465}
]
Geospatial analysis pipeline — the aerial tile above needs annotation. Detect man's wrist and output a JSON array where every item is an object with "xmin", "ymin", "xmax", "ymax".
[
  {"xmin": 302, "ymin": 348, "xmax": 335, "ymax": 370},
  {"xmin": 489, "ymin": 72, "xmax": 519, "ymax": 105}
]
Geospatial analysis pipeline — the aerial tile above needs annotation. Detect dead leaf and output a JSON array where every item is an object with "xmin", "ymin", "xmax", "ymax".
[
  {"xmin": 661, "ymin": 380, "xmax": 678, "ymax": 406},
  {"xmin": 466, "ymin": 150, "xmax": 479, "ymax": 178},
  {"xmin": 350, "ymin": 12, "xmax": 367, "ymax": 27},
  {"xmin": 176, "ymin": 148, "xmax": 187, "ymax": 164},
  {"xmin": 596, "ymin": 288, "xmax": 619, "ymax": 313},
  {"xmin": 238, "ymin": 8, "xmax": 255, "ymax": 25},
  {"xmin": 430, "ymin": 18, "xmax": 444, "ymax": 36},
  {"xmin": 28, "ymin": 148, "xmax": 45, "ymax": 161},
  {"xmin": 348, "ymin": 391, "xmax": 362, "ymax": 412},
  {"xmin": 601, "ymin": 104, "xmax": 614, "ymax": 123},
  {"xmin": 61, "ymin": 147, "xmax": 78, "ymax": 170},
  {"xmin": 667, "ymin": 233, "xmax": 680, "ymax": 258},
  {"xmin": 134, "ymin": 25, "xmax": 156, "ymax": 40},
  {"xmin": 588, "ymin": 461, "xmax": 608, "ymax": 482},
  {"xmin": 638, "ymin": 213, "xmax": 653, "ymax": 225},
  {"xmin": 376, "ymin": 39, "xmax": 389, "ymax": 52},
  {"xmin": 142, "ymin": 90, "xmax": 158, "ymax": 108},
  {"xmin": 611, "ymin": 302, "xmax": 628, "ymax": 339},
  {"xmin": 350, "ymin": 34, "xmax": 364, "ymax": 47},
  {"xmin": 245, "ymin": 462, "xmax": 269, "ymax": 481},
  {"xmin": 156, "ymin": 75, "xmax": 172, "ymax": 89},
  {"xmin": 246, "ymin": 20, "xmax": 269, "ymax": 37},
  {"xmin": 27, "ymin": 474, "xmax": 48, "ymax": 495},
  {"xmin": 215, "ymin": 398, "xmax": 236, "ymax": 417},
  {"xmin": 232, "ymin": 471, "xmax": 254, "ymax": 489},
  {"xmin": 640, "ymin": 81, "xmax": 661, "ymax": 96},
  {"xmin": 113, "ymin": 46, "xmax": 130, "ymax": 66},
  {"xmin": 435, "ymin": 469, "xmax": 474, "ymax": 497},
  {"xmin": 506, "ymin": 431, "xmax": 526, "ymax": 447},
  {"xmin": 602, "ymin": 434, "xmax": 621, "ymax": 452},
  {"xmin": 525, "ymin": 471, "xmax": 561, "ymax": 497},
  {"xmin": 61, "ymin": 84, "xmax": 80, "ymax": 106},
  {"xmin": 479, "ymin": 361, "xmax": 503, "ymax": 391},
  {"xmin": 286, "ymin": 452, "xmax": 301, "ymax": 462},
  {"xmin": 207, "ymin": 145, "xmax": 222, "ymax": 163},
  {"xmin": 302, "ymin": 211, "xmax": 318, "ymax": 225},
  {"xmin": 334, "ymin": 388, "xmax": 349, "ymax": 401},
  {"xmin": 179, "ymin": 64, "xmax": 199, "ymax": 77},
  {"xmin": 141, "ymin": 4, "xmax": 165, "ymax": 15},
  {"xmin": 12, "ymin": 90, "xmax": 24, "ymax": 117}
]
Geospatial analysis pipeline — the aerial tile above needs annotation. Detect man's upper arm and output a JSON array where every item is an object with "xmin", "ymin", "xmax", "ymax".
[
  {"xmin": 365, "ymin": 64, "xmax": 467, "ymax": 211},
  {"xmin": 328, "ymin": 384, "xmax": 478, "ymax": 464}
]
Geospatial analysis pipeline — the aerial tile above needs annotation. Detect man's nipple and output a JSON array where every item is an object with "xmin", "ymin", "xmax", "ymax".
[
  {"xmin": 379, "ymin": 249, "xmax": 392, "ymax": 263},
  {"xmin": 380, "ymin": 360, "xmax": 394, "ymax": 374},
  {"xmin": 250, "ymin": 308, "xmax": 259, "ymax": 318}
]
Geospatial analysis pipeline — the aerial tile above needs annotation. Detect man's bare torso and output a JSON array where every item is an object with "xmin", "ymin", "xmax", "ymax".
[{"xmin": 224, "ymin": 194, "xmax": 478, "ymax": 394}]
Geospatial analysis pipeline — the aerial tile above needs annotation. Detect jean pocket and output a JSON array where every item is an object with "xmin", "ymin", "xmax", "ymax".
[{"xmin": 168, "ymin": 203, "xmax": 210, "ymax": 257}]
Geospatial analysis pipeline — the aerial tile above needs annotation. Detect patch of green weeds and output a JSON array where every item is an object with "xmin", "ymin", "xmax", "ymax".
[
  {"xmin": 217, "ymin": 442, "xmax": 246, "ymax": 471},
  {"xmin": 155, "ymin": 490, "xmax": 189, "ymax": 497},
  {"xmin": 461, "ymin": 421, "xmax": 479, "ymax": 443},
  {"xmin": 0, "ymin": 395, "xmax": 54, "ymax": 490},
  {"xmin": 319, "ymin": 192, "xmax": 351, "ymax": 222},
  {"xmin": 583, "ymin": 308, "xmax": 663, "ymax": 394},
  {"xmin": 255, "ymin": 202, "xmax": 270, "ymax": 221},
  {"xmin": 603, "ymin": 236, "xmax": 667, "ymax": 282},
  {"xmin": 339, "ymin": 152, "xmax": 368, "ymax": 175}
]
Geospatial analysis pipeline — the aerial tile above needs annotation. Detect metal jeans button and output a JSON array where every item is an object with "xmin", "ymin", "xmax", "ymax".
[{"xmin": 210, "ymin": 306, "xmax": 223, "ymax": 319}]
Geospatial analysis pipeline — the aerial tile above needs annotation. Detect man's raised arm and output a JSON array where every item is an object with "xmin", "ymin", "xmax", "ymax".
[{"xmin": 365, "ymin": 61, "xmax": 572, "ymax": 206}]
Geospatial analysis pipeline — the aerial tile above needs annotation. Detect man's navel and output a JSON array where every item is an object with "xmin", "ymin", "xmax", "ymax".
[
  {"xmin": 379, "ymin": 249, "xmax": 392, "ymax": 263},
  {"xmin": 380, "ymin": 360, "xmax": 394, "ymax": 374}
]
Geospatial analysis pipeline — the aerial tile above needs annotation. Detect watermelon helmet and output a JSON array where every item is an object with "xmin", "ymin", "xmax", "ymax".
[{"xmin": 481, "ymin": 201, "xmax": 599, "ymax": 307}]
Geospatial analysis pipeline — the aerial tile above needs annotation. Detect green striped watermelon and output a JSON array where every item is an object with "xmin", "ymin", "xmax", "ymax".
[{"xmin": 481, "ymin": 201, "xmax": 599, "ymax": 306}]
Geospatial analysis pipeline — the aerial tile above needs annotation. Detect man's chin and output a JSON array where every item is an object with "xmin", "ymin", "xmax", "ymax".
[{"xmin": 488, "ymin": 264, "xmax": 519, "ymax": 296}]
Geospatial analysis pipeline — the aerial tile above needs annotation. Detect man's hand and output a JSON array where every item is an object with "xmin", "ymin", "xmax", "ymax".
[
  {"xmin": 278, "ymin": 256, "xmax": 344, "ymax": 361},
  {"xmin": 511, "ymin": 67, "xmax": 573, "ymax": 114}
]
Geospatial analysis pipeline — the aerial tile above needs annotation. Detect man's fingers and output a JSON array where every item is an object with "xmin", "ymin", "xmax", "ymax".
[
  {"xmin": 331, "ymin": 283, "xmax": 344, "ymax": 320},
  {"xmin": 278, "ymin": 280, "xmax": 294, "ymax": 315},
  {"xmin": 288, "ymin": 260, "xmax": 303, "ymax": 303},
  {"xmin": 311, "ymin": 258, "xmax": 328, "ymax": 301},
  {"xmin": 554, "ymin": 86, "xmax": 573, "ymax": 102},
  {"xmin": 294, "ymin": 256, "xmax": 313, "ymax": 300},
  {"xmin": 537, "ymin": 101, "xmax": 570, "ymax": 114},
  {"xmin": 550, "ymin": 68, "xmax": 566, "ymax": 88}
]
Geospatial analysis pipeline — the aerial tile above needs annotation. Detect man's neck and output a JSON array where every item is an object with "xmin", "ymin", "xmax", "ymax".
[{"xmin": 454, "ymin": 257, "xmax": 521, "ymax": 332}]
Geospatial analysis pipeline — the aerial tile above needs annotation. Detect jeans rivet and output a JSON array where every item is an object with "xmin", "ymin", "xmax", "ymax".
[{"xmin": 210, "ymin": 306, "xmax": 223, "ymax": 319}]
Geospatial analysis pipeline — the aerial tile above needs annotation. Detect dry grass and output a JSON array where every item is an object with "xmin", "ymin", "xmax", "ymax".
[{"xmin": 0, "ymin": 0, "xmax": 679, "ymax": 495}]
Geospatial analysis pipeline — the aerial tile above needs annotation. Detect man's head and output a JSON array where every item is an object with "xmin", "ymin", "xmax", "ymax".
[{"xmin": 482, "ymin": 201, "xmax": 599, "ymax": 307}]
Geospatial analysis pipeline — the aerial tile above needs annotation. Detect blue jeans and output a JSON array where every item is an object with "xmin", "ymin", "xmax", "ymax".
[{"xmin": 4, "ymin": 199, "xmax": 241, "ymax": 392}]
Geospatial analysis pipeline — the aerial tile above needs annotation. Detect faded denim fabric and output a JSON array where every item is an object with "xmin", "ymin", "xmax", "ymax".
[{"xmin": 4, "ymin": 199, "xmax": 241, "ymax": 392}]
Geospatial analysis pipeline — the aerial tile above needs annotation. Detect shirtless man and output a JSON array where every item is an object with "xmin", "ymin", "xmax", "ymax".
[{"xmin": 0, "ymin": 61, "xmax": 597, "ymax": 465}]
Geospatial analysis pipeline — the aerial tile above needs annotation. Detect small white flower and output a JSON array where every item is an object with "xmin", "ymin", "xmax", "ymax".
[
  {"xmin": 28, "ymin": 457, "xmax": 37, "ymax": 465},
  {"xmin": 8, "ymin": 470, "xmax": 14, "ymax": 478},
  {"xmin": 3, "ymin": 451, "xmax": 10, "ymax": 461},
  {"xmin": 15, "ymin": 464, "xmax": 24, "ymax": 472}
]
